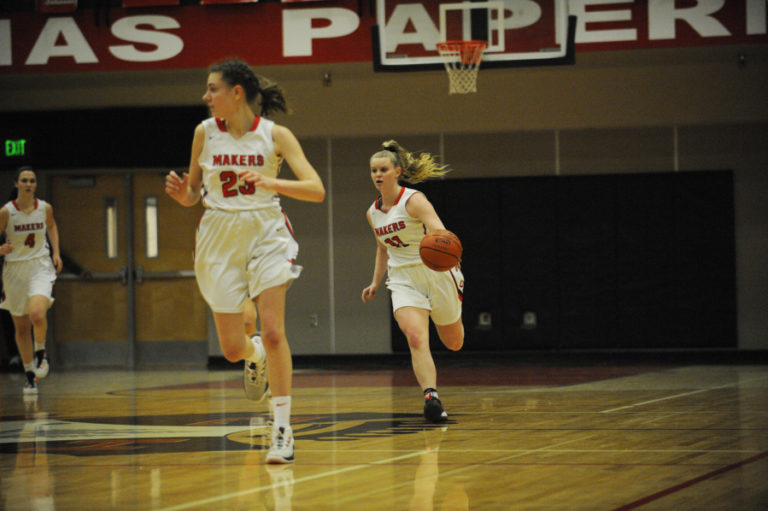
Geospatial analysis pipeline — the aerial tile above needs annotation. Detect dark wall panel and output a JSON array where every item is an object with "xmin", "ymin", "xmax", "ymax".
[
  {"xmin": 614, "ymin": 174, "xmax": 679, "ymax": 347},
  {"xmin": 556, "ymin": 176, "xmax": 618, "ymax": 348},
  {"xmin": 500, "ymin": 178, "xmax": 560, "ymax": 349},
  {"xmin": 393, "ymin": 171, "xmax": 736, "ymax": 351},
  {"xmin": 670, "ymin": 172, "xmax": 736, "ymax": 347},
  {"xmin": 441, "ymin": 179, "xmax": 504, "ymax": 349}
]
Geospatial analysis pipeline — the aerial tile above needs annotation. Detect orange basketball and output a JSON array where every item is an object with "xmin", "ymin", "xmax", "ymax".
[{"xmin": 419, "ymin": 230, "xmax": 462, "ymax": 272}]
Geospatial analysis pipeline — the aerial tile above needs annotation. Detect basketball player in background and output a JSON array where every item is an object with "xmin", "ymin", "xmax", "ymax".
[
  {"xmin": 165, "ymin": 59, "xmax": 325, "ymax": 464},
  {"xmin": 0, "ymin": 166, "xmax": 63, "ymax": 394},
  {"xmin": 361, "ymin": 140, "xmax": 465, "ymax": 422}
]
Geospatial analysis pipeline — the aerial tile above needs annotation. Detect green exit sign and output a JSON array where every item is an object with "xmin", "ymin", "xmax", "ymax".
[{"xmin": 5, "ymin": 139, "xmax": 27, "ymax": 157}]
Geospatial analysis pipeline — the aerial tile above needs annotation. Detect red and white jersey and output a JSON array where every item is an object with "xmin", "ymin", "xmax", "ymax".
[
  {"xmin": 368, "ymin": 187, "xmax": 426, "ymax": 268},
  {"xmin": 2, "ymin": 199, "xmax": 50, "ymax": 262},
  {"xmin": 198, "ymin": 116, "xmax": 283, "ymax": 211}
]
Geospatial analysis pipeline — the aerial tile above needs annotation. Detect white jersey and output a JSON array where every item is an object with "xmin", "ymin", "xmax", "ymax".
[
  {"xmin": 2, "ymin": 199, "xmax": 50, "ymax": 262},
  {"xmin": 198, "ymin": 116, "xmax": 283, "ymax": 211},
  {"xmin": 368, "ymin": 187, "xmax": 426, "ymax": 269}
]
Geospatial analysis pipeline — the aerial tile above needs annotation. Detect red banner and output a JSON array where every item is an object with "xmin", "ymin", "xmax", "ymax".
[
  {"xmin": 36, "ymin": 0, "xmax": 78, "ymax": 14},
  {"xmin": 572, "ymin": 0, "xmax": 768, "ymax": 51},
  {"xmin": 1, "ymin": 0, "xmax": 766, "ymax": 74},
  {"xmin": 1, "ymin": 2, "xmax": 373, "ymax": 74},
  {"xmin": 123, "ymin": 0, "xmax": 180, "ymax": 7}
]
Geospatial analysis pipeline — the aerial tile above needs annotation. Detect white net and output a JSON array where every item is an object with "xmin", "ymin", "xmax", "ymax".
[{"xmin": 437, "ymin": 40, "xmax": 488, "ymax": 94}]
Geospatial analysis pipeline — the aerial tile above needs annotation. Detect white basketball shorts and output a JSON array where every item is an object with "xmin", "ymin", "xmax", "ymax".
[
  {"xmin": 386, "ymin": 264, "xmax": 464, "ymax": 325},
  {"xmin": 194, "ymin": 207, "xmax": 302, "ymax": 314},
  {"xmin": 0, "ymin": 257, "xmax": 56, "ymax": 316}
]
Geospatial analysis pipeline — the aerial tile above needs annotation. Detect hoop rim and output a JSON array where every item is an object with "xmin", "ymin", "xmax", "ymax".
[{"xmin": 436, "ymin": 40, "xmax": 489, "ymax": 53}]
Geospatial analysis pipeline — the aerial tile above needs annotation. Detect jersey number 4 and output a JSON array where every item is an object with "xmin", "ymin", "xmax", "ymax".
[
  {"xmin": 24, "ymin": 233, "xmax": 35, "ymax": 248},
  {"xmin": 220, "ymin": 171, "xmax": 255, "ymax": 197}
]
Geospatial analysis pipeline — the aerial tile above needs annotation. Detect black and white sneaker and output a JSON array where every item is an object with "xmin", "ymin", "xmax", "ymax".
[
  {"xmin": 423, "ymin": 389, "xmax": 448, "ymax": 423},
  {"xmin": 34, "ymin": 350, "xmax": 49, "ymax": 379},
  {"xmin": 23, "ymin": 371, "xmax": 38, "ymax": 394}
]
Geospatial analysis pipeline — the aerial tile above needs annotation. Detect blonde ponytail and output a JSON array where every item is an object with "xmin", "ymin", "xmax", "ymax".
[{"xmin": 371, "ymin": 140, "xmax": 450, "ymax": 184}]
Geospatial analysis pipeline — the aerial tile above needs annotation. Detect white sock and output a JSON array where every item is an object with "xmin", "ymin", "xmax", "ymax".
[
  {"xmin": 24, "ymin": 362, "xmax": 34, "ymax": 372},
  {"xmin": 271, "ymin": 396, "xmax": 292, "ymax": 429},
  {"xmin": 35, "ymin": 344, "xmax": 45, "ymax": 352}
]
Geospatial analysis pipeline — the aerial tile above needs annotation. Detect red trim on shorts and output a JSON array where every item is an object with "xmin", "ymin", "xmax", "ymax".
[
  {"xmin": 450, "ymin": 268, "xmax": 464, "ymax": 302},
  {"xmin": 281, "ymin": 209, "xmax": 296, "ymax": 239}
]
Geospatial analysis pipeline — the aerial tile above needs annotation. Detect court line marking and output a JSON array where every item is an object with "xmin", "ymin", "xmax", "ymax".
[
  {"xmin": 157, "ymin": 438, "xmax": 593, "ymax": 510},
  {"xmin": 326, "ymin": 436, "xmax": 593, "ymax": 506},
  {"xmin": 155, "ymin": 450, "xmax": 427, "ymax": 511},
  {"xmin": 611, "ymin": 450, "xmax": 768, "ymax": 511},
  {"xmin": 489, "ymin": 435, "xmax": 593, "ymax": 463},
  {"xmin": 599, "ymin": 376, "xmax": 765, "ymax": 414}
]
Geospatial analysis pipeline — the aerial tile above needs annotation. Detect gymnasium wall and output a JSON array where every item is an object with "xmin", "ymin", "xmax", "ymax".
[{"xmin": 1, "ymin": 44, "xmax": 767, "ymax": 354}]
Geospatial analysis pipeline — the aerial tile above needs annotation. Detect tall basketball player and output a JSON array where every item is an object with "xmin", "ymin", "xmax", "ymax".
[
  {"xmin": 0, "ymin": 166, "xmax": 63, "ymax": 394},
  {"xmin": 165, "ymin": 59, "xmax": 325, "ymax": 464}
]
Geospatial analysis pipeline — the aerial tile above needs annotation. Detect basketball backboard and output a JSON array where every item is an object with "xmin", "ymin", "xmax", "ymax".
[{"xmin": 372, "ymin": 0, "xmax": 574, "ymax": 71}]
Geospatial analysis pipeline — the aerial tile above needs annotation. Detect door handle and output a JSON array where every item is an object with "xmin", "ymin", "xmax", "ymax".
[
  {"xmin": 119, "ymin": 266, "xmax": 128, "ymax": 286},
  {"xmin": 135, "ymin": 265, "xmax": 144, "ymax": 285}
]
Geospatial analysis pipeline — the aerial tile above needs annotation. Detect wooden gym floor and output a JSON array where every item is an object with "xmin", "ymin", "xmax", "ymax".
[{"xmin": 1, "ymin": 357, "xmax": 767, "ymax": 510}]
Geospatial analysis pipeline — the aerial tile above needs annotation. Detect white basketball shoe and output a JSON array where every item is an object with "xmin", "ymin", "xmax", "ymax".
[
  {"xmin": 267, "ymin": 425, "xmax": 295, "ymax": 464},
  {"xmin": 243, "ymin": 334, "xmax": 269, "ymax": 402}
]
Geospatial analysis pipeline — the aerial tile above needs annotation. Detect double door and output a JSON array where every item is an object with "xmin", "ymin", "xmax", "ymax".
[{"xmin": 49, "ymin": 171, "xmax": 208, "ymax": 367}]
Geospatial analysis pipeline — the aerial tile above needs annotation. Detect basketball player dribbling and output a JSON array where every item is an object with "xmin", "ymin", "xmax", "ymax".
[
  {"xmin": 0, "ymin": 166, "xmax": 63, "ymax": 394},
  {"xmin": 361, "ymin": 140, "xmax": 465, "ymax": 423},
  {"xmin": 165, "ymin": 59, "xmax": 325, "ymax": 463}
]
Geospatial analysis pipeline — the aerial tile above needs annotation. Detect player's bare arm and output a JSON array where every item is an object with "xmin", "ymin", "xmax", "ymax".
[
  {"xmin": 0, "ymin": 207, "xmax": 11, "ymax": 256},
  {"xmin": 165, "ymin": 124, "xmax": 204, "ymax": 206},
  {"xmin": 406, "ymin": 192, "xmax": 445, "ymax": 232},
  {"xmin": 362, "ymin": 211, "xmax": 390, "ymax": 303},
  {"xmin": 46, "ymin": 203, "xmax": 63, "ymax": 273},
  {"xmin": 238, "ymin": 125, "xmax": 325, "ymax": 203}
]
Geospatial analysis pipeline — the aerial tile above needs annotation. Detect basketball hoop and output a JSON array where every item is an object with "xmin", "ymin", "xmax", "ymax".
[{"xmin": 436, "ymin": 40, "xmax": 488, "ymax": 95}]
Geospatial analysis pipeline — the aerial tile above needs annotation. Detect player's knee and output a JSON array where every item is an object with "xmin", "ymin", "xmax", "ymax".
[
  {"xmin": 438, "ymin": 322, "xmax": 464, "ymax": 351},
  {"xmin": 444, "ymin": 336, "xmax": 463, "ymax": 351},
  {"xmin": 403, "ymin": 328, "xmax": 429, "ymax": 350},
  {"xmin": 220, "ymin": 337, "xmax": 245, "ymax": 362},
  {"xmin": 259, "ymin": 328, "xmax": 285, "ymax": 351},
  {"xmin": 28, "ymin": 308, "xmax": 47, "ymax": 326},
  {"xmin": 221, "ymin": 346, "xmax": 241, "ymax": 363}
]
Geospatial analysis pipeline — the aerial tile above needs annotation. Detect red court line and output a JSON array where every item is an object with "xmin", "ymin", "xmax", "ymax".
[{"xmin": 612, "ymin": 450, "xmax": 768, "ymax": 511}]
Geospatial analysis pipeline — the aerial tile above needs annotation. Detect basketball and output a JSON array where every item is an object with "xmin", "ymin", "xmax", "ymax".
[{"xmin": 419, "ymin": 230, "xmax": 462, "ymax": 271}]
